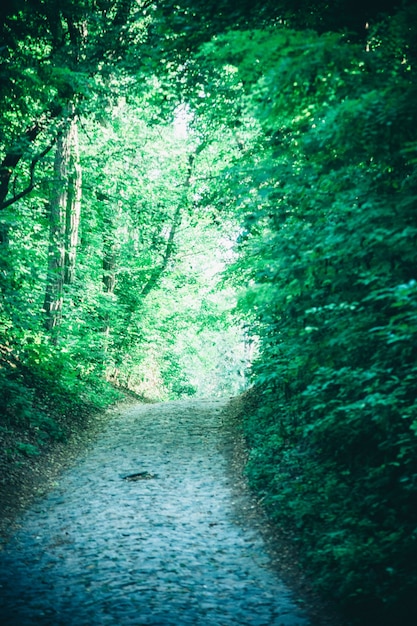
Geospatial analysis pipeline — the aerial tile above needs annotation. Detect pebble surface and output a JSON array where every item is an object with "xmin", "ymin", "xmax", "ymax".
[{"xmin": 0, "ymin": 398, "xmax": 310, "ymax": 626}]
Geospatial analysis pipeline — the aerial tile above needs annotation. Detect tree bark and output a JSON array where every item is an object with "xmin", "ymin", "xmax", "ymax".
[
  {"xmin": 43, "ymin": 131, "xmax": 68, "ymax": 337},
  {"xmin": 64, "ymin": 117, "xmax": 82, "ymax": 284},
  {"xmin": 100, "ymin": 200, "xmax": 122, "ymax": 350},
  {"xmin": 43, "ymin": 110, "xmax": 81, "ymax": 337},
  {"xmin": 103, "ymin": 213, "xmax": 118, "ymax": 295}
]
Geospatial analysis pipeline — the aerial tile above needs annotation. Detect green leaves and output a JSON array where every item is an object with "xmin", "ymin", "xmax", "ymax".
[
  {"xmin": 215, "ymin": 13, "xmax": 417, "ymax": 624},
  {"xmin": 2, "ymin": 3, "xmax": 417, "ymax": 620}
]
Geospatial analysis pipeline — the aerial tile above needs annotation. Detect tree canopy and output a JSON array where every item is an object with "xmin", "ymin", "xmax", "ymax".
[{"xmin": 1, "ymin": 2, "xmax": 417, "ymax": 624}]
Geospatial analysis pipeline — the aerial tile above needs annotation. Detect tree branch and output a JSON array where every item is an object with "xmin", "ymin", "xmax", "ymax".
[
  {"xmin": 0, "ymin": 139, "xmax": 56, "ymax": 210},
  {"xmin": 0, "ymin": 102, "xmax": 63, "ymax": 209},
  {"xmin": 140, "ymin": 143, "xmax": 207, "ymax": 298}
]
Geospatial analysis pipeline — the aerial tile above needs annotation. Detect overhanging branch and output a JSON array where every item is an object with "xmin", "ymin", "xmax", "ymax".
[{"xmin": 0, "ymin": 139, "xmax": 57, "ymax": 210}]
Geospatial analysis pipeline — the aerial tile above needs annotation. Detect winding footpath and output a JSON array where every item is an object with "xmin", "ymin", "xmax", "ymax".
[{"xmin": 0, "ymin": 398, "xmax": 310, "ymax": 626}]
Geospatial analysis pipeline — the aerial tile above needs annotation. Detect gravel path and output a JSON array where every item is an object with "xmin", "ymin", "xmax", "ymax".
[{"xmin": 0, "ymin": 398, "xmax": 310, "ymax": 626}]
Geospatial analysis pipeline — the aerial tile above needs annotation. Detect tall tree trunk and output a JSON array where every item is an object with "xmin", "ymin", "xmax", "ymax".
[
  {"xmin": 103, "ymin": 213, "xmax": 118, "ymax": 295},
  {"xmin": 43, "ymin": 131, "xmax": 67, "ymax": 337},
  {"xmin": 102, "ymin": 209, "xmax": 119, "ymax": 349},
  {"xmin": 64, "ymin": 117, "xmax": 82, "ymax": 284},
  {"xmin": 43, "ymin": 109, "xmax": 81, "ymax": 338}
]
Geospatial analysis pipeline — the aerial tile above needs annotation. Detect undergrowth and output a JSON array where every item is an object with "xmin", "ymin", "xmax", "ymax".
[
  {"xmin": 0, "ymin": 342, "xmax": 121, "ymax": 461},
  {"xmin": 239, "ymin": 387, "xmax": 417, "ymax": 626}
]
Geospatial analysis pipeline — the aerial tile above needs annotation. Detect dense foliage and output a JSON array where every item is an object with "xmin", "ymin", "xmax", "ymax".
[
  {"xmin": 207, "ymin": 10, "xmax": 417, "ymax": 626},
  {"xmin": 1, "ymin": 1, "xmax": 417, "ymax": 624},
  {"xmin": 0, "ymin": 1, "xmax": 245, "ymax": 457}
]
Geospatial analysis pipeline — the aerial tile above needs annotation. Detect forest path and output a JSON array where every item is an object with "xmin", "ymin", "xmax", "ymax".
[{"xmin": 0, "ymin": 398, "xmax": 309, "ymax": 626}]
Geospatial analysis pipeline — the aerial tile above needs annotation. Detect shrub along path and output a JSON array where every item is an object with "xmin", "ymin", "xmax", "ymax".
[{"xmin": 0, "ymin": 398, "xmax": 312, "ymax": 626}]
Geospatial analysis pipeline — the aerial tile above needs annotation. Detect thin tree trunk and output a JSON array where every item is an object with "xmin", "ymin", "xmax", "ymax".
[
  {"xmin": 140, "ymin": 203, "xmax": 182, "ymax": 298},
  {"xmin": 43, "ymin": 109, "xmax": 81, "ymax": 338},
  {"xmin": 139, "ymin": 146, "xmax": 204, "ymax": 298},
  {"xmin": 64, "ymin": 117, "xmax": 82, "ymax": 284},
  {"xmin": 102, "ymin": 210, "xmax": 119, "ymax": 348},
  {"xmin": 103, "ymin": 214, "xmax": 117, "ymax": 295},
  {"xmin": 43, "ymin": 130, "xmax": 68, "ymax": 337}
]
